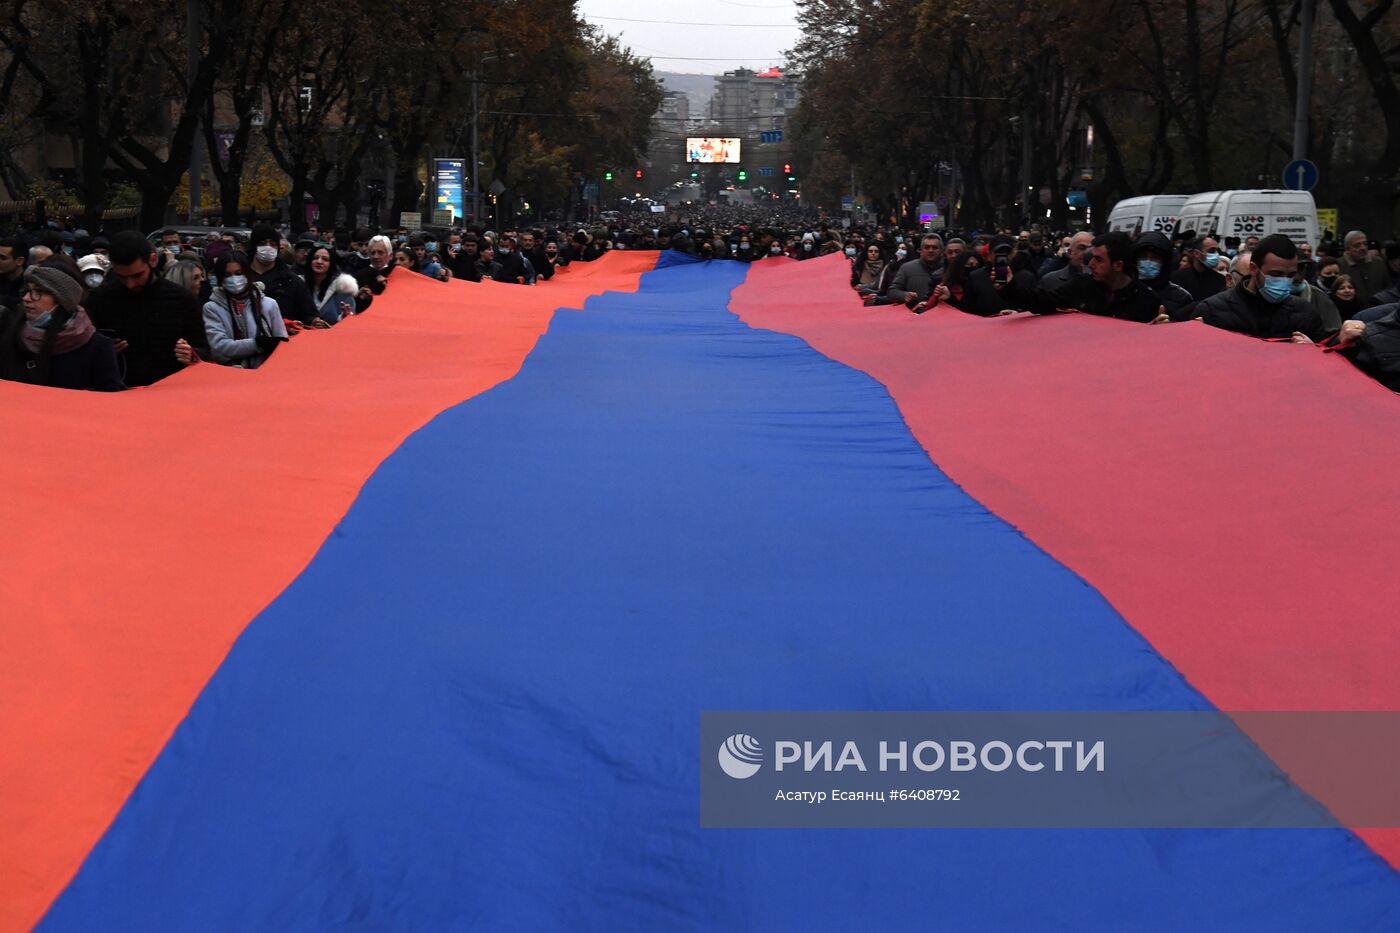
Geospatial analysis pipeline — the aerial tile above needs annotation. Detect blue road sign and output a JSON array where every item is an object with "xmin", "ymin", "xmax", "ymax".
[
  {"xmin": 760, "ymin": 131, "xmax": 784, "ymax": 144},
  {"xmin": 759, "ymin": 167, "xmax": 775, "ymax": 177},
  {"xmin": 1283, "ymin": 158, "xmax": 1318, "ymax": 192}
]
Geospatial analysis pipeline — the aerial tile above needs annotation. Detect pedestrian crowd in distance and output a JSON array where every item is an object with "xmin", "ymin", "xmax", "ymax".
[{"xmin": 4, "ymin": 208, "xmax": 1399, "ymax": 394}]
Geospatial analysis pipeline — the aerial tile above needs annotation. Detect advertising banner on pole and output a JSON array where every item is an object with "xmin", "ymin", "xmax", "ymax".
[{"xmin": 434, "ymin": 159, "xmax": 465, "ymax": 223}]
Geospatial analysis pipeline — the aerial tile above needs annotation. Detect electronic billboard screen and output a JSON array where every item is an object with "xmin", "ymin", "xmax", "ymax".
[{"xmin": 686, "ymin": 137, "xmax": 742, "ymax": 164}]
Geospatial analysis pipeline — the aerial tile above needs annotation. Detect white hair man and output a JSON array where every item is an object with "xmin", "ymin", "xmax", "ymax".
[{"xmin": 1340, "ymin": 230, "xmax": 1389, "ymax": 308}]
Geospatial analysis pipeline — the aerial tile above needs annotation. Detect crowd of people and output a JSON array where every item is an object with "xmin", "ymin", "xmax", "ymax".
[
  {"xmin": 0, "ymin": 220, "xmax": 629, "ymax": 391},
  {"xmin": 834, "ymin": 223, "xmax": 1400, "ymax": 391},
  {"xmin": 2, "ymin": 207, "xmax": 1399, "ymax": 394}
]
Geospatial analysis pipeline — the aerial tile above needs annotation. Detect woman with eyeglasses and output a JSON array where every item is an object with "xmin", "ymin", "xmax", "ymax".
[{"xmin": 0, "ymin": 263, "xmax": 124, "ymax": 390}]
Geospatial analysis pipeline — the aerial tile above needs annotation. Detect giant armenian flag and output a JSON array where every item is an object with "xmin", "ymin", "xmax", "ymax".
[{"xmin": 3, "ymin": 251, "xmax": 1399, "ymax": 931}]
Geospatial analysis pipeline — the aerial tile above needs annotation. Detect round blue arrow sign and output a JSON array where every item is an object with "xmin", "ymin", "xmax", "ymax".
[{"xmin": 1283, "ymin": 159, "xmax": 1319, "ymax": 192}]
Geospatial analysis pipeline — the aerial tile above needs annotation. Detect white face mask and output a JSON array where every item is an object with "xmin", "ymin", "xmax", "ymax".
[
  {"xmin": 255, "ymin": 245, "xmax": 278, "ymax": 264},
  {"xmin": 896, "ymin": 248, "xmax": 908, "ymax": 260},
  {"xmin": 83, "ymin": 272, "xmax": 105, "ymax": 288}
]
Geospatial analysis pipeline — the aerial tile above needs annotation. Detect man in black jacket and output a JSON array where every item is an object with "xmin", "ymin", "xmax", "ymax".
[
  {"xmin": 885, "ymin": 234, "xmax": 945, "ymax": 307},
  {"xmin": 492, "ymin": 235, "xmax": 531, "ymax": 284},
  {"xmin": 520, "ymin": 230, "xmax": 553, "ymax": 282},
  {"xmin": 1329, "ymin": 310, "xmax": 1400, "ymax": 390},
  {"xmin": 352, "ymin": 235, "xmax": 397, "ymax": 309},
  {"xmin": 0, "ymin": 236, "xmax": 28, "ymax": 310},
  {"xmin": 248, "ymin": 223, "xmax": 318, "ymax": 325},
  {"xmin": 1132, "ymin": 231, "xmax": 1195, "ymax": 319},
  {"xmin": 450, "ymin": 236, "xmax": 482, "ymax": 282},
  {"xmin": 1171, "ymin": 235, "xmax": 1227, "ymax": 301},
  {"xmin": 1184, "ymin": 234, "xmax": 1328, "ymax": 342},
  {"xmin": 86, "ymin": 231, "xmax": 207, "ymax": 387},
  {"xmin": 1039, "ymin": 231, "xmax": 1093, "ymax": 300},
  {"xmin": 1001, "ymin": 231, "xmax": 1164, "ymax": 323},
  {"xmin": 560, "ymin": 229, "xmax": 602, "ymax": 264}
]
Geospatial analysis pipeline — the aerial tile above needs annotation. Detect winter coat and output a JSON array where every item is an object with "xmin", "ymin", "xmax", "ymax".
[
  {"xmin": 931, "ymin": 269, "xmax": 1006, "ymax": 317},
  {"xmin": 353, "ymin": 262, "xmax": 397, "ymax": 312},
  {"xmin": 1300, "ymin": 282, "xmax": 1341, "ymax": 333},
  {"xmin": 1001, "ymin": 273, "xmax": 1164, "ymax": 323},
  {"xmin": 886, "ymin": 259, "xmax": 946, "ymax": 304},
  {"xmin": 85, "ymin": 275, "xmax": 208, "ymax": 387},
  {"xmin": 252, "ymin": 259, "xmax": 318, "ymax": 325},
  {"xmin": 0, "ymin": 306, "xmax": 124, "ymax": 391},
  {"xmin": 1171, "ymin": 263, "xmax": 1227, "ymax": 302},
  {"xmin": 308, "ymin": 272, "xmax": 360, "ymax": 324},
  {"xmin": 524, "ymin": 247, "xmax": 554, "ymax": 281},
  {"xmin": 202, "ymin": 285, "xmax": 288, "ymax": 369},
  {"xmin": 1340, "ymin": 254, "xmax": 1391, "ymax": 309},
  {"xmin": 1185, "ymin": 281, "xmax": 1329, "ymax": 341},
  {"xmin": 1132, "ymin": 232, "xmax": 1195, "ymax": 318},
  {"xmin": 1340, "ymin": 306, "xmax": 1400, "ymax": 392},
  {"xmin": 493, "ymin": 249, "xmax": 530, "ymax": 284}
]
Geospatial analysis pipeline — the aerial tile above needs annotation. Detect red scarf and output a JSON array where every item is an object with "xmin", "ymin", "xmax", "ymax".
[{"xmin": 20, "ymin": 309, "xmax": 96, "ymax": 355}]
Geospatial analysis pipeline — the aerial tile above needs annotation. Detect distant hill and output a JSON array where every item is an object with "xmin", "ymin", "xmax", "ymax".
[{"xmin": 656, "ymin": 71, "xmax": 715, "ymax": 119}]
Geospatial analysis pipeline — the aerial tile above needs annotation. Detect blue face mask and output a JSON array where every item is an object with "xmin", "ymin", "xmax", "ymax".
[
  {"xmin": 1289, "ymin": 279, "xmax": 1306, "ymax": 296},
  {"xmin": 1260, "ymin": 276, "xmax": 1293, "ymax": 304},
  {"xmin": 1136, "ymin": 259, "xmax": 1162, "ymax": 280},
  {"xmin": 27, "ymin": 311, "xmax": 54, "ymax": 330},
  {"xmin": 425, "ymin": 242, "xmax": 438, "ymax": 253},
  {"xmin": 1227, "ymin": 248, "xmax": 1238, "ymax": 258},
  {"xmin": 1202, "ymin": 251, "xmax": 1220, "ymax": 269}
]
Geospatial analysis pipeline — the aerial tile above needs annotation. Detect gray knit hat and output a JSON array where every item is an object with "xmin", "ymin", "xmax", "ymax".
[{"xmin": 24, "ymin": 265, "xmax": 83, "ymax": 314}]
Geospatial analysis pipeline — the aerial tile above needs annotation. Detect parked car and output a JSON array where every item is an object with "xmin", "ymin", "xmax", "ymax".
[{"xmin": 146, "ymin": 225, "xmax": 252, "ymax": 253}]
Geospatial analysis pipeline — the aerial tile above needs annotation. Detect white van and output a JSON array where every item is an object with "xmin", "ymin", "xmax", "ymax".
[
  {"xmin": 1174, "ymin": 190, "xmax": 1318, "ymax": 246},
  {"xmin": 1105, "ymin": 195, "xmax": 1188, "ymax": 237}
]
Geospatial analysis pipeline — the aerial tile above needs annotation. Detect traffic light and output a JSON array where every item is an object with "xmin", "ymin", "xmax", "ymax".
[
  {"xmin": 737, "ymin": 170, "xmax": 748, "ymax": 182},
  {"xmin": 783, "ymin": 163, "xmax": 792, "ymax": 173},
  {"xmin": 604, "ymin": 171, "xmax": 613, "ymax": 181},
  {"xmin": 634, "ymin": 169, "xmax": 643, "ymax": 179},
  {"xmin": 690, "ymin": 170, "xmax": 699, "ymax": 178}
]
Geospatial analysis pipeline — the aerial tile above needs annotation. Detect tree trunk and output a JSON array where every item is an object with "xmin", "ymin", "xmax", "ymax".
[
  {"xmin": 1327, "ymin": 0, "xmax": 1400, "ymax": 170},
  {"xmin": 390, "ymin": 149, "xmax": 424, "ymax": 221}
]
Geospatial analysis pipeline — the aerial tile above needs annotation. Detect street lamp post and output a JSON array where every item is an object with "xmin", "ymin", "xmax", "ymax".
[
  {"xmin": 471, "ymin": 68, "xmax": 480, "ymax": 224},
  {"xmin": 187, "ymin": 0, "xmax": 203, "ymax": 224},
  {"xmin": 1292, "ymin": 0, "xmax": 1315, "ymax": 163}
]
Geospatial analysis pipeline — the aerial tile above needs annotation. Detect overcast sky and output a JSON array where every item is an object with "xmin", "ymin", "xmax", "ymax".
[{"xmin": 576, "ymin": 0, "xmax": 801, "ymax": 75}]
